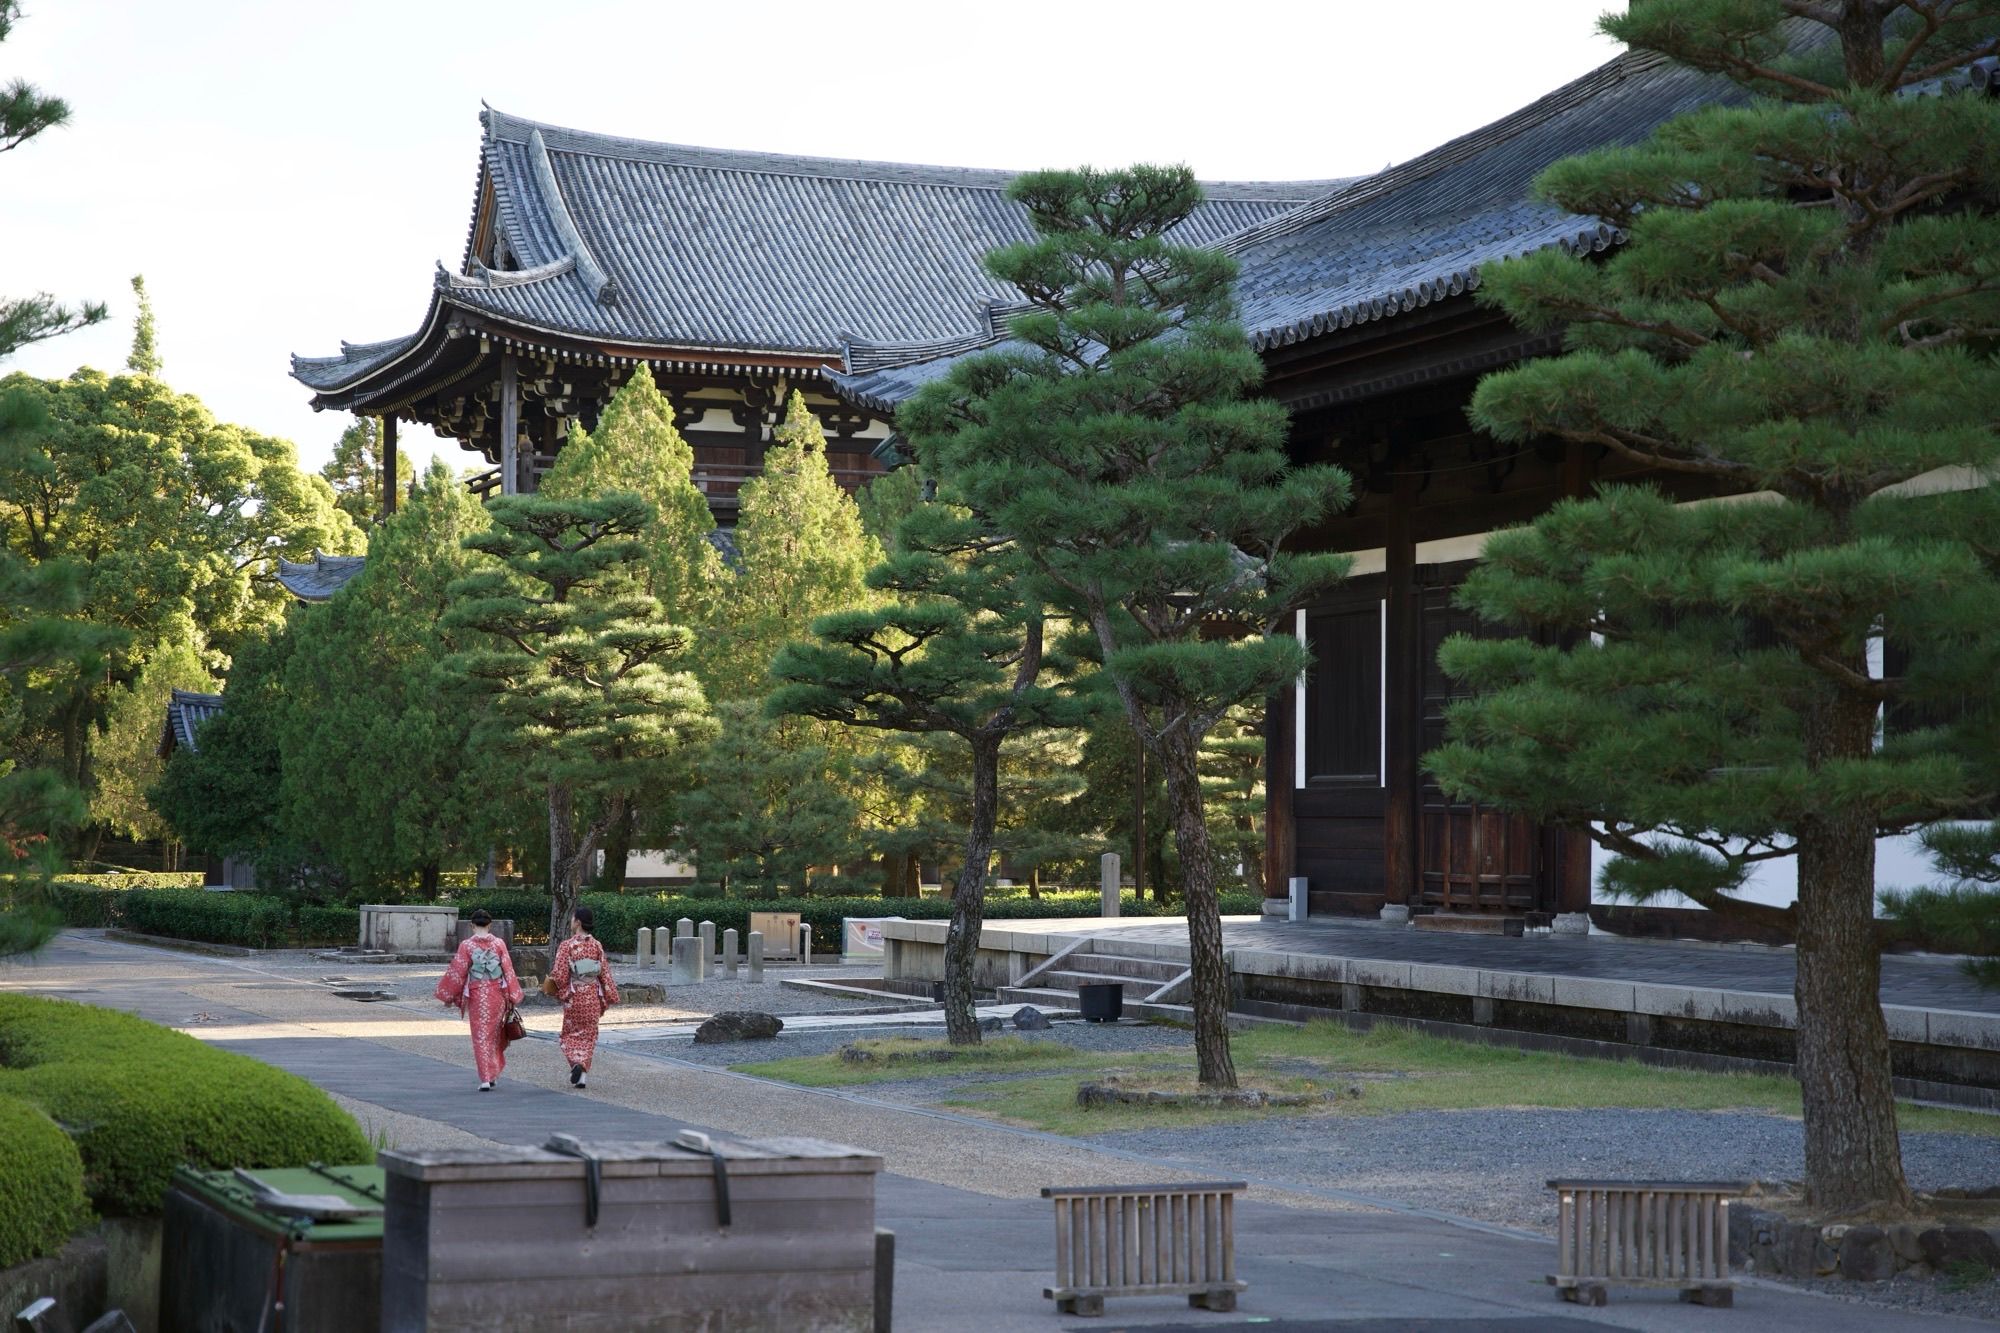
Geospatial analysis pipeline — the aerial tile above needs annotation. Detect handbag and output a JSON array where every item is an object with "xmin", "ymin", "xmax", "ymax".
[
  {"xmin": 500, "ymin": 1005, "xmax": 526, "ymax": 1045},
  {"xmin": 541, "ymin": 974, "xmax": 562, "ymax": 999}
]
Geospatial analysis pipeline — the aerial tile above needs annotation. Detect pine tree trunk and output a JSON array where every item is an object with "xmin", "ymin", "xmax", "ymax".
[
  {"xmin": 547, "ymin": 780, "xmax": 580, "ymax": 945},
  {"xmin": 602, "ymin": 804, "xmax": 634, "ymax": 893},
  {"xmin": 1795, "ymin": 678, "xmax": 1912, "ymax": 1215},
  {"xmin": 1156, "ymin": 725, "xmax": 1237, "ymax": 1088},
  {"xmin": 419, "ymin": 862, "xmax": 440, "ymax": 900},
  {"xmin": 944, "ymin": 737, "xmax": 1001, "ymax": 1046},
  {"xmin": 1027, "ymin": 865, "xmax": 1041, "ymax": 901}
]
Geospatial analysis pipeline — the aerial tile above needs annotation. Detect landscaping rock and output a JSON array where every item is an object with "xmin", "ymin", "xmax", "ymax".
[
  {"xmin": 979, "ymin": 1017, "xmax": 1004, "ymax": 1034},
  {"xmin": 1889, "ymin": 1223, "xmax": 1926, "ymax": 1266},
  {"xmin": 1013, "ymin": 1006, "xmax": 1052, "ymax": 1031},
  {"xmin": 692, "ymin": 1011, "xmax": 784, "ymax": 1044},
  {"xmin": 1836, "ymin": 1226, "xmax": 1897, "ymax": 1282},
  {"xmin": 1918, "ymin": 1225, "xmax": 2000, "ymax": 1271}
]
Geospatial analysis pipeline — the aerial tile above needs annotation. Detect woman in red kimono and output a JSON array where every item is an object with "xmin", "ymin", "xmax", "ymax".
[
  {"xmin": 435, "ymin": 910, "xmax": 524, "ymax": 1090},
  {"xmin": 549, "ymin": 905, "xmax": 618, "ymax": 1088}
]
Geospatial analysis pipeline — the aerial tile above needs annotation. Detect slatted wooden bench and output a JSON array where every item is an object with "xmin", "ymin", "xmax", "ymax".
[
  {"xmin": 1042, "ymin": 1182, "xmax": 1246, "ymax": 1317},
  {"xmin": 1548, "ymin": 1179, "xmax": 1746, "ymax": 1307}
]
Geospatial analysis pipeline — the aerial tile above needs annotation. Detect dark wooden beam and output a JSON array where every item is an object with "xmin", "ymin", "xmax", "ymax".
[
  {"xmin": 1381, "ymin": 472, "xmax": 1419, "ymax": 916},
  {"xmin": 1265, "ymin": 677, "xmax": 1295, "ymax": 900},
  {"xmin": 381, "ymin": 414, "xmax": 398, "ymax": 517},
  {"xmin": 500, "ymin": 353, "xmax": 520, "ymax": 495}
]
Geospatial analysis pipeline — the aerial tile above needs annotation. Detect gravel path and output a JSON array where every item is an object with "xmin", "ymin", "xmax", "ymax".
[{"xmin": 653, "ymin": 1015, "xmax": 1192, "ymax": 1070}]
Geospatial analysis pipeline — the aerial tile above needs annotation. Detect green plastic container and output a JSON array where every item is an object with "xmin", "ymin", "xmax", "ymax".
[{"xmin": 161, "ymin": 1163, "xmax": 384, "ymax": 1333}]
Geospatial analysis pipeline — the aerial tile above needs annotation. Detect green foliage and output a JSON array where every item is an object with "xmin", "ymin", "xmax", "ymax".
[
  {"xmin": 1881, "ymin": 821, "xmax": 2000, "ymax": 987},
  {"xmin": 117, "ymin": 888, "xmax": 292, "ymax": 947},
  {"xmin": 678, "ymin": 700, "xmax": 860, "ymax": 894},
  {"xmin": 91, "ymin": 637, "xmax": 212, "ymax": 840},
  {"xmin": 855, "ymin": 464, "xmax": 926, "ymax": 555},
  {"xmin": 319, "ymin": 417, "xmax": 412, "ymax": 526},
  {"xmin": 281, "ymin": 460, "xmax": 502, "ymax": 893},
  {"xmin": 0, "ymin": 996, "xmax": 371, "ymax": 1215},
  {"xmin": 0, "ymin": 1093, "xmax": 88, "ymax": 1267},
  {"xmin": 445, "ymin": 492, "xmax": 711, "ymax": 938},
  {"xmin": 1199, "ymin": 705, "xmax": 1265, "ymax": 894},
  {"xmin": 0, "ymin": 3, "xmax": 104, "ymax": 362},
  {"xmin": 125, "ymin": 275, "xmax": 160, "ymax": 376}
]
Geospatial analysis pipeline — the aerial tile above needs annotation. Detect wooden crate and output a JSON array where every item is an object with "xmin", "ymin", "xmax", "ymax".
[{"xmin": 381, "ymin": 1137, "xmax": 882, "ymax": 1331}]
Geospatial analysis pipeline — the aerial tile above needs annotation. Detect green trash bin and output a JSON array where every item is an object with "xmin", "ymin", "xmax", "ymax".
[{"xmin": 161, "ymin": 1163, "xmax": 384, "ymax": 1333}]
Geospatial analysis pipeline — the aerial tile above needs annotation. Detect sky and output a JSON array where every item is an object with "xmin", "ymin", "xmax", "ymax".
[{"xmin": 2, "ymin": 0, "xmax": 1626, "ymax": 479}]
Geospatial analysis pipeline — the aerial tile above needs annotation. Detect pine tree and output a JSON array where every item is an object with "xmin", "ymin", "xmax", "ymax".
[
  {"xmin": 0, "ymin": 3, "xmax": 103, "ymax": 362},
  {"xmin": 444, "ymin": 493, "xmax": 710, "ymax": 943},
  {"xmin": 1431, "ymin": 3, "xmax": 2000, "ymax": 1214},
  {"xmin": 125, "ymin": 275, "xmax": 161, "ymax": 376},
  {"xmin": 770, "ymin": 499, "xmax": 1092, "ymax": 1044},
  {"xmin": 321, "ymin": 418, "xmax": 413, "ymax": 526},
  {"xmin": 902, "ymin": 166, "xmax": 1352, "ymax": 1087},
  {"xmin": 1199, "ymin": 705, "xmax": 1265, "ymax": 895},
  {"xmin": 676, "ymin": 699, "xmax": 860, "ymax": 895}
]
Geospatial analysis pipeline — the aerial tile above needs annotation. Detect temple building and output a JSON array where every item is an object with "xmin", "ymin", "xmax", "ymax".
[{"xmin": 290, "ymin": 110, "xmax": 1338, "ymax": 518}]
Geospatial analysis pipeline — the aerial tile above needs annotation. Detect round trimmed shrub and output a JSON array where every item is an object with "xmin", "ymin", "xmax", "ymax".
[
  {"xmin": 0, "ymin": 1093, "xmax": 89, "ymax": 1267},
  {"xmin": 0, "ymin": 997, "xmax": 372, "ymax": 1216}
]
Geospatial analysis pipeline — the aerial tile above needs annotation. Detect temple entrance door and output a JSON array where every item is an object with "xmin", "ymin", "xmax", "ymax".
[{"xmin": 1415, "ymin": 561, "xmax": 1552, "ymax": 916}]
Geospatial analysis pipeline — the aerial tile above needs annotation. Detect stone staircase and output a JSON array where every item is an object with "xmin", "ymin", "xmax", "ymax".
[{"xmin": 996, "ymin": 936, "xmax": 1197, "ymax": 1021}]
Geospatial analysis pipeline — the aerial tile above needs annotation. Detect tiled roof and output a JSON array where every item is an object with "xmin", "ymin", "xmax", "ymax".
[
  {"xmin": 830, "ymin": 48, "xmax": 1746, "ymax": 410},
  {"xmin": 160, "ymin": 689, "xmax": 224, "ymax": 757},
  {"xmin": 276, "ymin": 550, "xmax": 367, "ymax": 602},
  {"xmin": 292, "ymin": 114, "xmax": 1348, "ymax": 394}
]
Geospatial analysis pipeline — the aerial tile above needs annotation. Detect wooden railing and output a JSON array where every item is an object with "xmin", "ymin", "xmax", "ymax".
[
  {"xmin": 1043, "ymin": 1181, "xmax": 1246, "ymax": 1316},
  {"xmin": 1548, "ymin": 1179, "xmax": 1743, "ymax": 1307}
]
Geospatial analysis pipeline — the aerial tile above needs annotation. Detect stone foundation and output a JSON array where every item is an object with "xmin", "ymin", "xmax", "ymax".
[{"xmin": 1732, "ymin": 1203, "xmax": 2000, "ymax": 1281}]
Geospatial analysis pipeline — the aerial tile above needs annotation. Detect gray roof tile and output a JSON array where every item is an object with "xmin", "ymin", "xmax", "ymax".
[
  {"xmin": 160, "ymin": 689, "xmax": 225, "ymax": 757},
  {"xmin": 276, "ymin": 550, "xmax": 367, "ymax": 602}
]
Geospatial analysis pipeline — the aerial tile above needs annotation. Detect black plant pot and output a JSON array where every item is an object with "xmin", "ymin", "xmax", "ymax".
[{"xmin": 1078, "ymin": 982, "xmax": 1123, "ymax": 1023}]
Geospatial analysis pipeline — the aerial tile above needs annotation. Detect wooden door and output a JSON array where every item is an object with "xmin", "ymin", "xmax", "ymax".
[{"xmin": 1416, "ymin": 562, "xmax": 1552, "ymax": 915}]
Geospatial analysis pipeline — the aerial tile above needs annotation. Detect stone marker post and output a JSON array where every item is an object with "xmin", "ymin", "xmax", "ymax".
[
  {"xmin": 747, "ymin": 931, "xmax": 764, "ymax": 983},
  {"xmin": 799, "ymin": 923, "xmax": 813, "ymax": 963},
  {"xmin": 697, "ymin": 920, "xmax": 716, "ymax": 980},
  {"xmin": 636, "ymin": 926, "xmax": 653, "ymax": 970},
  {"xmin": 1100, "ymin": 852, "xmax": 1121, "ymax": 918},
  {"xmin": 722, "ymin": 927, "xmax": 739, "ymax": 978},
  {"xmin": 1288, "ymin": 876, "xmax": 1308, "ymax": 924},
  {"xmin": 676, "ymin": 917, "xmax": 694, "ymax": 942},
  {"xmin": 671, "ymin": 934, "xmax": 700, "ymax": 985}
]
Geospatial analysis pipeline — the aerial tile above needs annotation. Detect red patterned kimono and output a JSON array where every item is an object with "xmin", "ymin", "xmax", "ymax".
[
  {"xmin": 435, "ymin": 934, "xmax": 524, "ymax": 1084},
  {"xmin": 550, "ymin": 933, "xmax": 619, "ymax": 1072}
]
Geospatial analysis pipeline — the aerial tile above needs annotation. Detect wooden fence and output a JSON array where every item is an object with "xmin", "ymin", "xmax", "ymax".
[
  {"xmin": 1042, "ymin": 1182, "xmax": 1246, "ymax": 1317},
  {"xmin": 1548, "ymin": 1178, "xmax": 1743, "ymax": 1307}
]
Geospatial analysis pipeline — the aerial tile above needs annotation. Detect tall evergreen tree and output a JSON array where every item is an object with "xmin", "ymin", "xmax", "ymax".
[
  {"xmin": 0, "ymin": 2, "xmax": 103, "ymax": 361},
  {"xmin": 125, "ymin": 275, "xmax": 160, "ymax": 376},
  {"xmin": 1430, "ymin": 2, "xmax": 2000, "ymax": 1214},
  {"xmin": 281, "ymin": 460, "xmax": 500, "ymax": 895},
  {"xmin": 444, "ymin": 494, "xmax": 710, "ymax": 943},
  {"xmin": 676, "ymin": 699, "xmax": 859, "ymax": 895},
  {"xmin": 770, "ymin": 501, "xmax": 1092, "ymax": 1044},
  {"xmin": 320, "ymin": 417, "xmax": 412, "ymax": 526},
  {"xmin": 903, "ymin": 166, "xmax": 1352, "ymax": 1087}
]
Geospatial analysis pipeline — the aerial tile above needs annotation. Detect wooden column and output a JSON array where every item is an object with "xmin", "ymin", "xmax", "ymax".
[
  {"xmin": 1556, "ymin": 441, "xmax": 1595, "ymax": 914},
  {"xmin": 1381, "ymin": 472, "xmax": 1419, "ymax": 912},
  {"xmin": 500, "ymin": 353, "xmax": 520, "ymax": 495},
  {"xmin": 1263, "ymin": 681, "xmax": 1295, "ymax": 899},
  {"xmin": 380, "ymin": 414, "xmax": 398, "ymax": 516}
]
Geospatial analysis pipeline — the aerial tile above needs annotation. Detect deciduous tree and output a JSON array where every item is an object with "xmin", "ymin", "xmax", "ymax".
[
  {"xmin": 902, "ymin": 166, "xmax": 1352, "ymax": 1086},
  {"xmin": 1432, "ymin": 1, "xmax": 2000, "ymax": 1214}
]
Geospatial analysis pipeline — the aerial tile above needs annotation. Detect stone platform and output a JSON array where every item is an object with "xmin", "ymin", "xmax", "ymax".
[{"xmin": 877, "ymin": 916, "xmax": 2000, "ymax": 1110}]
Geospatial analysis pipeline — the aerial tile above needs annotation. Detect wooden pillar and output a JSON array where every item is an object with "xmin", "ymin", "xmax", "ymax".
[
  {"xmin": 1131, "ymin": 733, "xmax": 1146, "ymax": 899},
  {"xmin": 1381, "ymin": 472, "xmax": 1419, "ymax": 912},
  {"xmin": 380, "ymin": 414, "xmax": 398, "ymax": 517},
  {"xmin": 1556, "ymin": 440, "xmax": 1595, "ymax": 914},
  {"xmin": 500, "ymin": 354, "xmax": 520, "ymax": 496},
  {"xmin": 1264, "ymin": 681, "xmax": 1295, "ymax": 900}
]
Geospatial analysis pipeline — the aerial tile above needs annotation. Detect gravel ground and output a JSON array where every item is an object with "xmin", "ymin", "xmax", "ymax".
[{"xmin": 652, "ymin": 1014, "xmax": 1192, "ymax": 1072}]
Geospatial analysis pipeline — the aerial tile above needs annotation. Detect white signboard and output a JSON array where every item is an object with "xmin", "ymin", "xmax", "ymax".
[{"xmin": 842, "ymin": 916, "xmax": 903, "ymax": 962}]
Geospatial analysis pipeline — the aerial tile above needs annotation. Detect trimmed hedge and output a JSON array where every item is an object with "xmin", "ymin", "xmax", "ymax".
[
  {"xmin": 118, "ymin": 889, "xmax": 292, "ymax": 948},
  {"xmin": 447, "ymin": 889, "xmax": 1266, "ymax": 950},
  {"xmin": 0, "ymin": 996, "xmax": 372, "ymax": 1216},
  {"xmin": 0, "ymin": 1093, "xmax": 89, "ymax": 1268}
]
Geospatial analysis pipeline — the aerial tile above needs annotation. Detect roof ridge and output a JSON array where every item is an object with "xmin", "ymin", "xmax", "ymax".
[{"xmin": 478, "ymin": 106, "xmax": 1341, "ymax": 202}]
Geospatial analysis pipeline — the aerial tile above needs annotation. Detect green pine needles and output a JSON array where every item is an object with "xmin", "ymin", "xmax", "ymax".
[
  {"xmin": 1435, "ymin": 0, "xmax": 2000, "ymax": 1214},
  {"xmin": 902, "ymin": 165, "xmax": 1352, "ymax": 1086}
]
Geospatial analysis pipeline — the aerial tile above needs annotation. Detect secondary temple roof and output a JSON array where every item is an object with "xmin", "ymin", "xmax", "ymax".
[
  {"xmin": 829, "ymin": 49, "xmax": 1739, "ymax": 412},
  {"xmin": 290, "ymin": 112, "xmax": 1348, "ymax": 402},
  {"xmin": 159, "ymin": 690, "xmax": 224, "ymax": 758},
  {"xmin": 275, "ymin": 551, "xmax": 368, "ymax": 603}
]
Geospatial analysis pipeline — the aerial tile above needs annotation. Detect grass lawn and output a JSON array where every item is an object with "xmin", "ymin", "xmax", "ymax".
[{"xmin": 737, "ymin": 1020, "xmax": 2000, "ymax": 1139}]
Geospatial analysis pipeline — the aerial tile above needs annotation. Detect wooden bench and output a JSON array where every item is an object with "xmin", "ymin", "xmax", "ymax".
[
  {"xmin": 1042, "ymin": 1182, "xmax": 1246, "ymax": 1317},
  {"xmin": 1547, "ymin": 1179, "xmax": 1745, "ymax": 1307}
]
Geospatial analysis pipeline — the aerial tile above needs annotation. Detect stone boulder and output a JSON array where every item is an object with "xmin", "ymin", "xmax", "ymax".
[
  {"xmin": 693, "ymin": 1011, "xmax": 785, "ymax": 1044},
  {"xmin": 1835, "ymin": 1226, "xmax": 1896, "ymax": 1282},
  {"xmin": 1012, "ymin": 1005, "xmax": 1052, "ymax": 1031},
  {"xmin": 1917, "ymin": 1225, "xmax": 2000, "ymax": 1270}
]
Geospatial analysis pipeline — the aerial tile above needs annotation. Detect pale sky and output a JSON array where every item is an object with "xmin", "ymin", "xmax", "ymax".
[{"xmin": 2, "ymin": 0, "xmax": 1625, "ymax": 477}]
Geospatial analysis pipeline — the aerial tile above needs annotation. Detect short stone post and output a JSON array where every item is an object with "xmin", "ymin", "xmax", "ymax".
[
  {"xmin": 1099, "ymin": 852, "xmax": 1121, "ymax": 918},
  {"xmin": 671, "ymin": 934, "xmax": 700, "ymax": 985},
  {"xmin": 1288, "ymin": 875, "xmax": 1308, "ymax": 924},
  {"xmin": 636, "ymin": 926, "xmax": 653, "ymax": 970},
  {"xmin": 676, "ymin": 917, "xmax": 694, "ymax": 942},
  {"xmin": 698, "ymin": 920, "xmax": 716, "ymax": 980},
  {"xmin": 799, "ymin": 922, "xmax": 813, "ymax": 963},
  {"xmin": 722, "ymin": 927, "xmax": 739, "ymax": 978},
  {"xmin": 747, "ymin": 931, "xmax": 764, "ymax": 983}
]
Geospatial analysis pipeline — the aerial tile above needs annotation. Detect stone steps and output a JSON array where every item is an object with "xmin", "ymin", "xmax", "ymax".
[
  {"xmin": 996, "ymin": 984, "xmax": 1194, "ymax": 1023},
  {"xmin": 1053, "ymin": 952, "xmax": 1186, "ymax": 982}
]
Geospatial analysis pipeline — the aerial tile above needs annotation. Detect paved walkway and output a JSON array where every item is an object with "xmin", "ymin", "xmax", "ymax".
[
  {"xmin": 1, "ymin": 932, "xmax": 1986, "ymax": 1331},
  {"xmin": 1016, "ymin": 916, "xmax": 2000, "ymax": 1013}
]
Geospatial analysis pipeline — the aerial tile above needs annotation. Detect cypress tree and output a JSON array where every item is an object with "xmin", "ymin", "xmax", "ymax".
[
  {"xmin": 125, "ymin": 275, "xmax": 161, "ymax": 376},
  {"xmin": 903, "ymin": 166, "xmax": 1352, "ymax": 1087},
  {"xmin": 1432, "ymin": 2, "xmax": 2000, "ymax": 1213}
]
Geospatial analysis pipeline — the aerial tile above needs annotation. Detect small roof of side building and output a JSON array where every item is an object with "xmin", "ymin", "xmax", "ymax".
[
  {"xmin": 291, "ymin": 110, "xmax": 1352, "ymax": 409},
  {"xmin": 159, "ymin": 689, "xmax": 225, "ymax": 758},
  {"xmin": 276, "ymin": 551, "xmax": 367, "ymax": 603},
  {"xmin": 830, "ymin": 48, "xmax": 1745, "ymax": 415}
]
